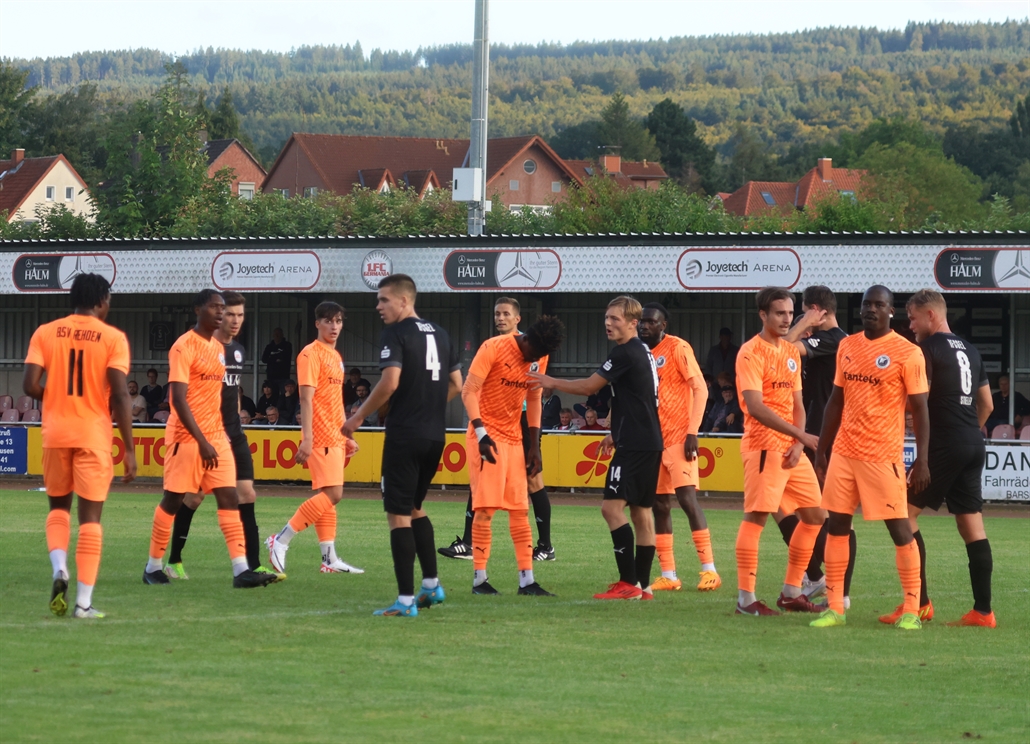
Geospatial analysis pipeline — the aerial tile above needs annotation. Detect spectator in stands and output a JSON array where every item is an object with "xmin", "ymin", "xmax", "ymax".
[
  {"xmin": 277, "ymin": 379, "xmax": 299, "ymax": 423},
  {"xmin": 578, "ymin": 408, "xmax": 608, "ymax": 431},
  {"xmin": 541, "ymin": 387, "xmax": 562, "ymax": 430},
  {"xmin": 986, "ymin": 374, "xmax": 1030, "ymax": 432},
  {"xmin": 141, "ymin": 368, "xmax": 164, "ymax": 420},
  {"xmin": 343, "ymin": 368, "xmax": 372, "ymax": 408},
  {"xmin": 261, "ymin": 327, "xmax": 293, "ymax": 392},
  {"xmin": 349, "ymin": 383, "xmax": 379, "ymax": 427},
  {"xmin": 709, "ymin": 371, "xmax": 732, "ymax": 412},
  {"xmin": 556, "ymin": 408, "xmax": 578, "ymax": 431},
  {"xmin": 706, "ymin": 327, "xmax": 739, "ymax": 381},
  {"xmin": 239, "ymin": 410, "xmax": 253, "ymax": 426},
  {"xmin": 128, "ymin": 380, "xmax": 147, "ymax": 423},
  {"xmin": 254, "ymin": 381, "xmax": 278, "ymax": 422},
  {"xmin": 257, "ymin": 406, "xmax": 280, "ymax": 427},
  {"xmin": 704, "ymin": 383, "xmax": 743, "ymax": 434},
  {"xmin": 239, "ymin": 388, "xmax": 257, "ymax": 419},
  {"xmin": 574, "ymin": 384, "xmax": 611, "ymax": 419}
]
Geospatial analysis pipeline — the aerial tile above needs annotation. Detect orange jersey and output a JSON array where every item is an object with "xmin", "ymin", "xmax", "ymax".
[
  {"xmin": 296, "ymin": 340, "xmax": 346, "ymax": 448},
  {"xmin": 25, "ymin": 314, "xmax": 130, "ymax": 450},
  {"xmin": 165, "ymin": 330, "xmax": 226, "ymax": 444},
  {"xmin": 651, "ymin": 334, "xmax": 703, "ymax": 444},
  {"xmin": 833, "ymin": 331, "xmax": 927, "ymax": 464},
  {"xmin": 467, "ymin": 334, "xmax": 548, "ymax": 445},
  {"xmin": 736, "ymin": 334, "xmax": 802, "ymax": 454}
]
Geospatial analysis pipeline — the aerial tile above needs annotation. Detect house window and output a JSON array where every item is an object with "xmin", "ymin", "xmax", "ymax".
[
  {"xmin": 303, "ymin": 187, "xmax": 318, "ymax": 198},
  {"xmin": 238, "ymin": 183, "xmax": 255, "ymax": 200},
  {"xmin": 65, "ymin": 187, "xmax": 75, "ymax": 202},
  {"xmin": 552, "ymin": 181, "xmax": 561, "ymax": 193},
  {"xmin": 276, "ymin": 188, "xmax": 289, "ymax": 198},
  {"xmin": 760, "ymin": 191, "xmax": 776, "ymax": 206},
  {"xmin": 509, "ymin": 179, "xmax": 520, "ymax": 191},
  {"xmin": 45, "ymin": 186, "xmax": 55, "ymax": 201},
  {"xmin": 839, "ymin": 190, "xmax": 856, "ymax": 202},
  {"xmin": 379, "ymin": 183, "xmax": 390, "ymax": 194},
  {"xmin": 523, "ymin": 159, "xmax": 537, "ymax": 175}
]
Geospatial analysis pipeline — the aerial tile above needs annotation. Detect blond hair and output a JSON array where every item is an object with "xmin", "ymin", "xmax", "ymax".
[
  {"xmin": 906, "ymin": 288, "xmax": 947, "ymax": 313},
  {"xmin": 607, "ymin": 295, "xmax": 642, "ymax": 322}
]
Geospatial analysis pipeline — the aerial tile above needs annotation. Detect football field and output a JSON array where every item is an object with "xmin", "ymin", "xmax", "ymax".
[{"xmin": 1, "ymin": 487, "xmax": 1027, "ymax": 743}]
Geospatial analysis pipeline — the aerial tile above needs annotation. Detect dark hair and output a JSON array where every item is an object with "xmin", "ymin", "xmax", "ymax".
[
  {"xmin": 495, "ymin": 296, "xmax": 520, "ymax": 314},
  {"xmin": 378, "ymin": 273, "xmax": 417, "ymax": 299},
  {"xmin": 526, "ymin": 315, "xmax": 566, "ymax": 357},
  {"xmin": 222, "ymin": 291, "xmax": 245, "ymax": 307},
  {"xmin": 719, "ymin": 327, "xmax": 732, "ymax": 336},
  {"xmin": 865, "ymin": 284, "xmax": 895, "ymax": 307},
  {"xmin": 315, "ymin": 301, "xmax": 344, "ymax": 322},
  {"xmin": 262, "ymin": 380, "xmax": 274, "ymax": 391},
  {"xmin": 147, "ymin": 368, "xmax": 158, "ymax": 376},
  {"xmin": 642, "ymin": 302, "xmax": 669, "ymax": 321},
  {"xmin": 350, "ymin": 367, "xmax": 362, "ymax": 375},
  {"xmin": 756, "ymin": 287, "xmax": 794, "ymax": 313},
  {"xmin": 802, "ymin": 285, "xmax": 836, "ymax": 313},
  {"xmin": 194, "ymin": 288, "xmax": 223, "ymax": 308},
  {"xmin": 69, "ymin": 273, "xmax": 110, "ymax": 310}
]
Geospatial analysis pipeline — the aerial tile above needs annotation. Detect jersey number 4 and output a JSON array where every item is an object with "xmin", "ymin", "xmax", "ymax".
[
  {"xmin": 67, "ymin": 349, "xmax": 85, "ymax": 396},
  {"xmin": 425, "ymin": 334, "xmax": 440, "ymax": 381}
]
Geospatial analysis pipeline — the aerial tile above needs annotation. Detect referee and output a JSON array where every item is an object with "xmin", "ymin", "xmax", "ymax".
[{"xmin": 902, "ymin": 289, "xmax": 996, "ymax": 628}]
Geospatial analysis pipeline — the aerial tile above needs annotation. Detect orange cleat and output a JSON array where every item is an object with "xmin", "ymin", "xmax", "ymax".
[
  {"xmin": 650, "ymin": 576, "xmax": 682, "ymax": 591},
  {"xmin": 947, "ymin": 609, "xmax": 996, "ymax": 628},
  {"xmin": 697, "ymin": 570, "xmax": 722, "ymax": 592},
  {"xmin": 879, "ymin": 599, "xmax": 934, "ymax": 625}
]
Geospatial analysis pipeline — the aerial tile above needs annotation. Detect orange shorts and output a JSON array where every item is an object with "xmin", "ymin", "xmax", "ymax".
[
  {"xmin": 742, "ymin": 449, "xmax": 821, "ymax": 514},
  {"xmin": 467, "ymin": 432, "xmax": 528, "ymax": 511},
  {"xmin": 308, "ymin": 446, "xmax": 345, "ymax": 490},
  {"xmin": 42, "ymin": 447, "xmax": 113, "ymax": 502},
  {"xmin": 657, "ymin": 442, "xmax": 699, "ymax": 493},
  {"xmin": 163, "ymin": 437, "xmax": 235, "ymax": 495},
  {"xmin": 821, "ymin": 453, "xmax": 907, "ymax": 521}
]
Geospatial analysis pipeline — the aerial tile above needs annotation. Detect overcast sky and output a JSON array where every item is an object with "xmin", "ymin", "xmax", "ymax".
[{"xmin": 0, "ymin": 0, "xmax": 1026, "ymax": 60}]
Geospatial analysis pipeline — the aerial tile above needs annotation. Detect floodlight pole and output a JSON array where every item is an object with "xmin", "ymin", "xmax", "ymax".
[{"xmin": 468, "ymin": 0, "xmax": 489, "ymax": 236}]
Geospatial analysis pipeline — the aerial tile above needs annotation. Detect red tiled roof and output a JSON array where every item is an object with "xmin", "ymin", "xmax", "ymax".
[
  {"xmin": 400, "ymin": 170, "xmax": 440, "ymax": 197},
  {"xmin": 620, "ymin": 160, "xmax": 668, "ymax": 179},
  {"xmin": 563, "ymin": 158, "xmax": 666, "ymax": 189},
  {"xmin": 795, "ymin": 165, "xmax": 866, "ymax": 208},
  {"xmin": 0, "ymin": 154, "xmax": 83, "ymax": 218},
  {"xmin": 717, "ymin": 160, "xmax": 868, "ymax": 217}
]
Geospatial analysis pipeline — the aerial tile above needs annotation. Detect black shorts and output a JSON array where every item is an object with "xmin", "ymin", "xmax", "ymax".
[
  {"xmin": 603, "ymin": 449, "xmax": 661, "ymax": 508},
  {"xmin": 381, "ymin": 437, "xmax": 445, "ymax": 516},
  {"xmin": 909, "ymin": 442, "xmax": 985, "ymax": 515},
  {"xmin": 229, "ymin": 432, "xmax": 254, "ymax": 481}
]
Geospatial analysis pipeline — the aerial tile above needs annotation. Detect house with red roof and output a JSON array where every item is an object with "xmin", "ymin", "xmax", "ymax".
[
  {"xmin": 202, "ymin": 137, "xmax": 267, "ymax": 199},
  {"xmin": 0, "ymin": 149, "xmax": 93, "ymax": 223},
  {"xmin": 718, "ymin": 158, "xmax": 866, "ymax": 217},
  {"xmin": 564, "ymin": 153, "xmax": 668, "ymax": 191}
]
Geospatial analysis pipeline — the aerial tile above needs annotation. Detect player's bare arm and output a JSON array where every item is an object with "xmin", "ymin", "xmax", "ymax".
[
  {"xmin": 447, "ymin": 369, "xmax": 463, "ymax": 402},
  {"xmin": 686, "ymin": 372, "xmax": 708, "ymax": 460},
  {"xmin": 976, "ymin": 384, "xmax": 994, "ymax": 428},
  {"xmin": 107, "ymin": 367, "xmax": 137, "ymax": 482},
  {"xmin": 461, "ymin": 373, "xmax": 497, "ymax": 465},
  {"xmin": 525, "ymin": 387, "xmax": 543, "ymax": 476},
  {"xmin": 785, "ymin": 307, "xmax": 827, "ymax": 356},
  {"xmin": 907, "ymin": 391, "xmax": 931, "ymax": 494},
  {"xmin": 296, "ymin": 384, "xmax": 316, "ymax": 464},
  {"xmin": 343, "ymin": 367, "xmax": 399, "ymax": 438},
  {"xmin": 815, "ymin": 384, "xmax": 845, "ymax": 482},
  {"xmin": 528, "ymin": 371, "xmax": 607, "ymax": 396},
  {"xmin": 22, "ymin": 363, "xmax": 45, "ymax": 400},
  {"xmin": 168, "ymin": 381, "xmax": 217, "ymax": 470},
  {"xmin": 741, "ymin": 388, "xmax": 818, "ymax": 451}
]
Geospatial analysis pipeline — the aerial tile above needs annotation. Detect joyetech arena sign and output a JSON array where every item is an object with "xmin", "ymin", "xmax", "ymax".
[
  {"xmin": 678, "ymin": 248, "xmax": 801, "ymax": 290},
  {"xmin": 212, "ymin": 251, "xmax": 321, "ymax": 290}
]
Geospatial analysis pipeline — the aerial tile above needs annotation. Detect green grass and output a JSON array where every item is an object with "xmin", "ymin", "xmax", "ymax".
[{"xmin": 1, "ymin": 488, "xmax": 1027, "ymax": 743}]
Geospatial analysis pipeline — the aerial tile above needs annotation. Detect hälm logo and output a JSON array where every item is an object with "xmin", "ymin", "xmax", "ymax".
[{"xmin": 576, "ymin": 439, "xmax": 612, "ymax": 484}]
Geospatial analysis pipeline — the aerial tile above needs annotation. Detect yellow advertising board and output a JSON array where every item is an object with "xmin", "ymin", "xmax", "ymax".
[{"xmin": 26, "ymin": 427, "xmax": 744, "ymax": 492}]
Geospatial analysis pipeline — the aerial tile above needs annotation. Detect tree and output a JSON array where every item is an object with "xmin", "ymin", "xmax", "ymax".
[
  {"xmin": 549, "ymin": 121, "xmax": 600, "ymax": 160},
  {"xmin": 24, "ymin": 82, "xmax": 106, "ymax": 184},
  {"xmin": 595, "ymin": 92, "xmax": 660, "ymax": 162},
  {"xmin": 1010, "ymin": 92, "xmax": 1029, "ymax": 139},
  {"xmin": 644, "ymin": 98, "xmax": 716, "ymax": 193},
  {"xmin": 209, "ymin": 87, "xmax": 240, "ymax": 140},
  {"xmin": 718, "ymin": 124, "xmax": 782, "ymax": 192},
  {"xmin": 0, "ymin": 62, "xmax": 36, "ymax": 153}
]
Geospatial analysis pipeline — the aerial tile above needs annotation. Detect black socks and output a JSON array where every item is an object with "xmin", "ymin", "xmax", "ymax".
[
  {"xmin": 411, "ymin": 516, "xmax": 438, "ymax": 582},
  {"xmin": 168, "ymin": 503, "xmax": 196, "ymax": 564},
  {"xmin": 610, "ymin": 524, "xmax": 636, "ymax": 585},
  {"xmin": 529, "ymin": 488, "xmax": 551, "ymax": 547},
  {"xmin": 966, "ymin": 538, "xmax": 993, "ymax": 614},
  {"xmin": 390, "ymin": 527, "xmax": 417, "ymax": 597}
]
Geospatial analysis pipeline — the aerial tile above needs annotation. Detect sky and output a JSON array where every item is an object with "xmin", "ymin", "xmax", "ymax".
[{"xmin": 0, "ymin": 0, "xmax": 1026, "ymax": 60}]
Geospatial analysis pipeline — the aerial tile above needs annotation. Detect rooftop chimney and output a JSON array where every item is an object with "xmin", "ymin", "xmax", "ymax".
[
  {"xmin": 600, "ymin": 153, "xmax": 621, "ymax": 174},
  {"xmin": 11, "ymin": 148, "xmax": 25, "ymax": 164},
  {"xmin": 817, "ymin": 157, "xmax": 832, "ymax": 180}
]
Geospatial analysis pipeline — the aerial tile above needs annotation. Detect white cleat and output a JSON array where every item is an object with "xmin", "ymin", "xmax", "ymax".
[
  {"xmin": 802, "ymin": 574, "xmax": 826, "ymax": 599},
  {"xmin": 266, "ymin": 534, "xmax": 289, "ymax": 574},
  {"xmin": 320, "ymin": 558, "xmax": 364, "ymax": 574},
  {"xmin": 73, "ymin": 605, "xmax": 105, "ymax": 619}
]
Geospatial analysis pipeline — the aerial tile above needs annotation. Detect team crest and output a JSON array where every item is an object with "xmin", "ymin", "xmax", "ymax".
[
  {"xmin": 529, "ymin": 362, "xmax": 540, "ymax": 373},
  {"xmin": 808, "ymin": 338, "xmax": 820, "ymax": 348},
  {"xmin": 234, "ymin": 350, "xmax": 243, "ymax": 363},
  {"xmin": 602, "ymin": 360, "xmax": 613, "ymax": 371},
  {"xmin": 787, "ymin": 358, "xmax": 797, "ymax": 373},
  {"xmin": 876, "ymin": 355, "xmax": 891, "ymax": 369},
  {"xmin": 655, "ymin": 355, "xmax": 666, "ymax": 368}
]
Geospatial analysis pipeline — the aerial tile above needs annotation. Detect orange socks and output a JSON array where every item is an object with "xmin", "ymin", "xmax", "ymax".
[
  {"xmin": 471, "ymin": 509, "xmax": 494, "ymax": 571},
  {"xmin": 314, "ymin": 504, "xmax": 337, "ymax": 544},
  {"xmin": 76, "ymin": 522, "xmax": 102, "ymax": 586},
  {"xmin": 217, "ymin": 509, "xmax": 247, "ymax": 570},
  {"xmin": 46, "ymin": 509, "xmax": 71, "ymax": 553},
  {"xmin": 785, "ymin": 521, "xmax": 822, "ymax": 588},
  {"xmin": 509, "ymin": 510, "xmax": 534, "ymax": 571},
  {"xmin": 149, "ymin": 505, "xmax": 175, "ymax": 561},
  {"xmin": 896, "ymin": 540, "xmax": 922, "ymax": 615},
  {"xmin": 288, "ymin": 492, "xmax": 334, "ymax": 533},
  {"xmin": 656, "ymin": 533, "xmax": 676, "ymax": 573},
  {"xmin": 691, "ymin": 528, "xmax": 714, "ymax": 567},
  {"xmin": 824, "ymin": 534, "xmax": 850, "ymax": 614},
  {"xmin": 735, "ymin": 521, "xmax": 763, "ymax": 593}
]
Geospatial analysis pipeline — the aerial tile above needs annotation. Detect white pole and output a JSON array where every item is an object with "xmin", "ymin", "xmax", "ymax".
[{"xmin": 468, "ymin": 0, "xmax": 489, "ymax": 236}]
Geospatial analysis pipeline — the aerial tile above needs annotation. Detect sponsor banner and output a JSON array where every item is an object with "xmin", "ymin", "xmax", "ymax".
[
  {"xmin": 13, "ymin": 253, "xmax": 116, "ymax": 292},
  {"xmin": 361, "ymin": 250, "xmax": 393, "ymax": 289},
  {"xmin": 444, "ymin": 250, "xmax": 561, "ymax": 290},
  {"xmin": 678, "ymin": 248, "xmax": 801, "ymax": 290},
  {"xmin": 935, "ymin": 248, "xmax": 1030, "ymax": 291},
  {"xmin": 0, "ymin": 426, "xmax": 28, "ymax": 474},
  {"xmin": 983, "ymin": 443, "xmax": 1030, "ymax": 502},
  {"xmin": 211, "ymin": 251, "xmax": 320, "ymax": 290}
]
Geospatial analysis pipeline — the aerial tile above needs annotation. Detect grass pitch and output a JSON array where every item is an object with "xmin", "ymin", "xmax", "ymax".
[{"xmin": 0, "ymin": 488, "xmax": 1027, "ymax": 743}]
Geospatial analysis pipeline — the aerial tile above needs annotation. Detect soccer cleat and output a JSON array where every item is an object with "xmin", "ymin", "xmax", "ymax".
[
  {"xmin": 640, "ymin": 589, "xmax": 654, "ymax": 601},
  {"xmin": 651, "ymin": 576, "xmax": 682, "ymax": 591},
  {"xmin": 253, "ymin": 565, "xmax": 286, "ymax": 582},
  {"xmin": 810, "ymin": 608, "xmax": 847, "ymax": 628},
  {"xmin": 802, "ymin": 574, "xmax": 826, "ymax": 599},
  {"xmin": 373, "ymin": 601, "xmax": 418, "ymax": 617},
  {"xmin": 232, "ymin": 569, "xmax": 279, "ymax": 588},
  {"xmin": 320, "ymin": 558, "xmax": 364, "ymax": 574},
  {"xmin": 593, "ymin": 581, "xmax": 643, "ymax": 600},
  {"xmin": 894, "ymin": 612, "xmax": 922, "ymax": 631},
  {"xmin": 697, "ymin": 570, "xmax": 722, "ymax": 592},
  {"xmin": 143, "ymin": 569, "xmax": 170, "ymax": 585},
  {"xmin": 73, "ymin": 605, "xmax": 105, "ymax": 619},
  {"xmin": 438, "ymin": 536, "xmax": 473, "ymax": 560},
  {"xmin": 532, "ymin": 543, "xmax": 556, "ymax": 561},
  {"xmin": 879, "ymin": 600, "xmax": 934, "ymax": 625},
  {"xmin": 735, "ymin": 599, "xmax": 780, "ymax": 616},
  {"xmin": 947, "ymin": 609, "xmax": 997, "ymax": 628},
  {"xmin": 776, "ymin": 592, "xmax": 823, "ymax": 613},
  {"xmin": 472, "ymin": 580, "xmax": 500, "ymax": 595},
  {"xmin": 50, "ymin": 577, "xmax": 68, "ymax": 616},
  {"xmin": 265, "ymin": 534, "xmax": 288, "ymax": 574},
  {"xmin": 416, "ymin": 584, "xmax": 446, "ymax": 609},
  {"xmin": 164, "ymin": 562, "xmax": 189, "ymax": 580},
  {"xmin": 517, "ymin": 582, "xmax": 556, "ymax": 596}
]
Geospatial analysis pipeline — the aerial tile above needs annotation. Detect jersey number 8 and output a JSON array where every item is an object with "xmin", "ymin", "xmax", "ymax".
[{"xmin": 955, "ymin": 350, "xmax": 972, "ymax": 395}]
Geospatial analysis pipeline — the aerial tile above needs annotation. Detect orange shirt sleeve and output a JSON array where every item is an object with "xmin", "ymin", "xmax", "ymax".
[
  {"xmin": 735, "ymin": 347, "xmax": 763, "ymax": 394},
  {"xmin": 296, "ymin": 348, "xmax": 315, "ymax": 388},
  {"xmin": 25, "ymin": 326, "xmax": 48, "ymax": 367},
  {"xmin": 902, "ymin": 347, "xmax": 929, "ymax": 396},
  {"xmin": 108, "ymin": 332, "xmax": 130, "ymax": 375},
  {"xmin": 683, "ymin": 343, "xmax": 702, "ymax": 382},
  {"xmin": 468, "ymin": 339, "xmax": 496, "ymax": 380},
  {"xmin": 833, "ymin": 347, "xmax": 846, "ymax": 388},
  {"xmin": 168, "ymin": 338, "xmax": 192, "ymax": 384}
]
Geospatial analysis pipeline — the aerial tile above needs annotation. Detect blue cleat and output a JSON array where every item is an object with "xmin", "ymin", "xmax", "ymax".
[
  {"xmin": 373, "ymin": 600, "xmax": 418, "ymax": 617},
  {"xmin": 416, "ymin": 584, "xmax": 446, "ymax": 609}
]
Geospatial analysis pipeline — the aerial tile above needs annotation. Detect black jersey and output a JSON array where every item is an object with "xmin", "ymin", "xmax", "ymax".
[
  {"xmin": 800, "ymin": 327, "xmax": 848, "ymax": 435},
  {"xmin": 378, "ymin": 316, "xmax": 460, "ymax": 442},
  {"xmin": 221, "ymin": 339, "xmax": 246, "ymax": 438},
  {"xmin": 596, "ymin": 336, "xmax": 663, "ymax": 451},
  {"xmin": 920, "ymin": 332, "xmax": 989, "ymax": 445}
]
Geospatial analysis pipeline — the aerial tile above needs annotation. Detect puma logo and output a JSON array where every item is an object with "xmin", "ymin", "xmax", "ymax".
[
  {"xmin": 609, "ymin": 484, "xmax": 620, "ymax": 493},
  {"xmin": 614, "ymin": 547, "xmax": 626, "ymax": 554},
  {"xmin": 749, "ymin": 572, "xmax": 756, "ymax": 577},
  {"xmin": 504, "ymin": 362, "xmax": 512, "ymax": 369},
  {"xmin": 906, "ymin": 592, "xmax": 917, "ymax": 598},
  {"xmin": 885, "ymin": 504, "xmax": 896, "ymax": 510},
  {"xmin": 474, "ymin": 547, "xmax": 487, "ymax": 553}
]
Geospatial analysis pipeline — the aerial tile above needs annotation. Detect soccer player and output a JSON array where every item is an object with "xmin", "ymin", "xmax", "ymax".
[
  {"xmin": 636, "ymin": 302, "xmax": 720, "ymax": 592},
  {"xmin": 811, "ymin": 285, "xmax": 930, "ymax": 630},
  {"xmin": 142, "ymin": 290, "xmax": 275, "ymax": 588},
  {"xmin": 438, "ymin": 297, "xmax": 558, "ymax": 561},
  {"xmin": 462, "ymin": 314, "xmax": 565, "ymax": 595},
  {"xmin": 901, "ymin": 289, "xmax": 996, "ymax": 628},
  {"xmin": 734, "ymin": 288, "xmax": 824, "ymax": 616},
  {"xmin": 343, "ymin": 274, "xmax": 463, "ymax": 617},
  {"xmin": 163, "ymin": 292, "xmax": 282, "ymax": 581},
  {"xmin": 530, "ymin": 296, "xmax": 662, "ymax": 601},
  {"xmin": 24, "ymin": 273, "xmax": 137, "ymax": 618},
  {"xmin": 266, "ymin": 302, "xmax": 362, "ymax": 575}
]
